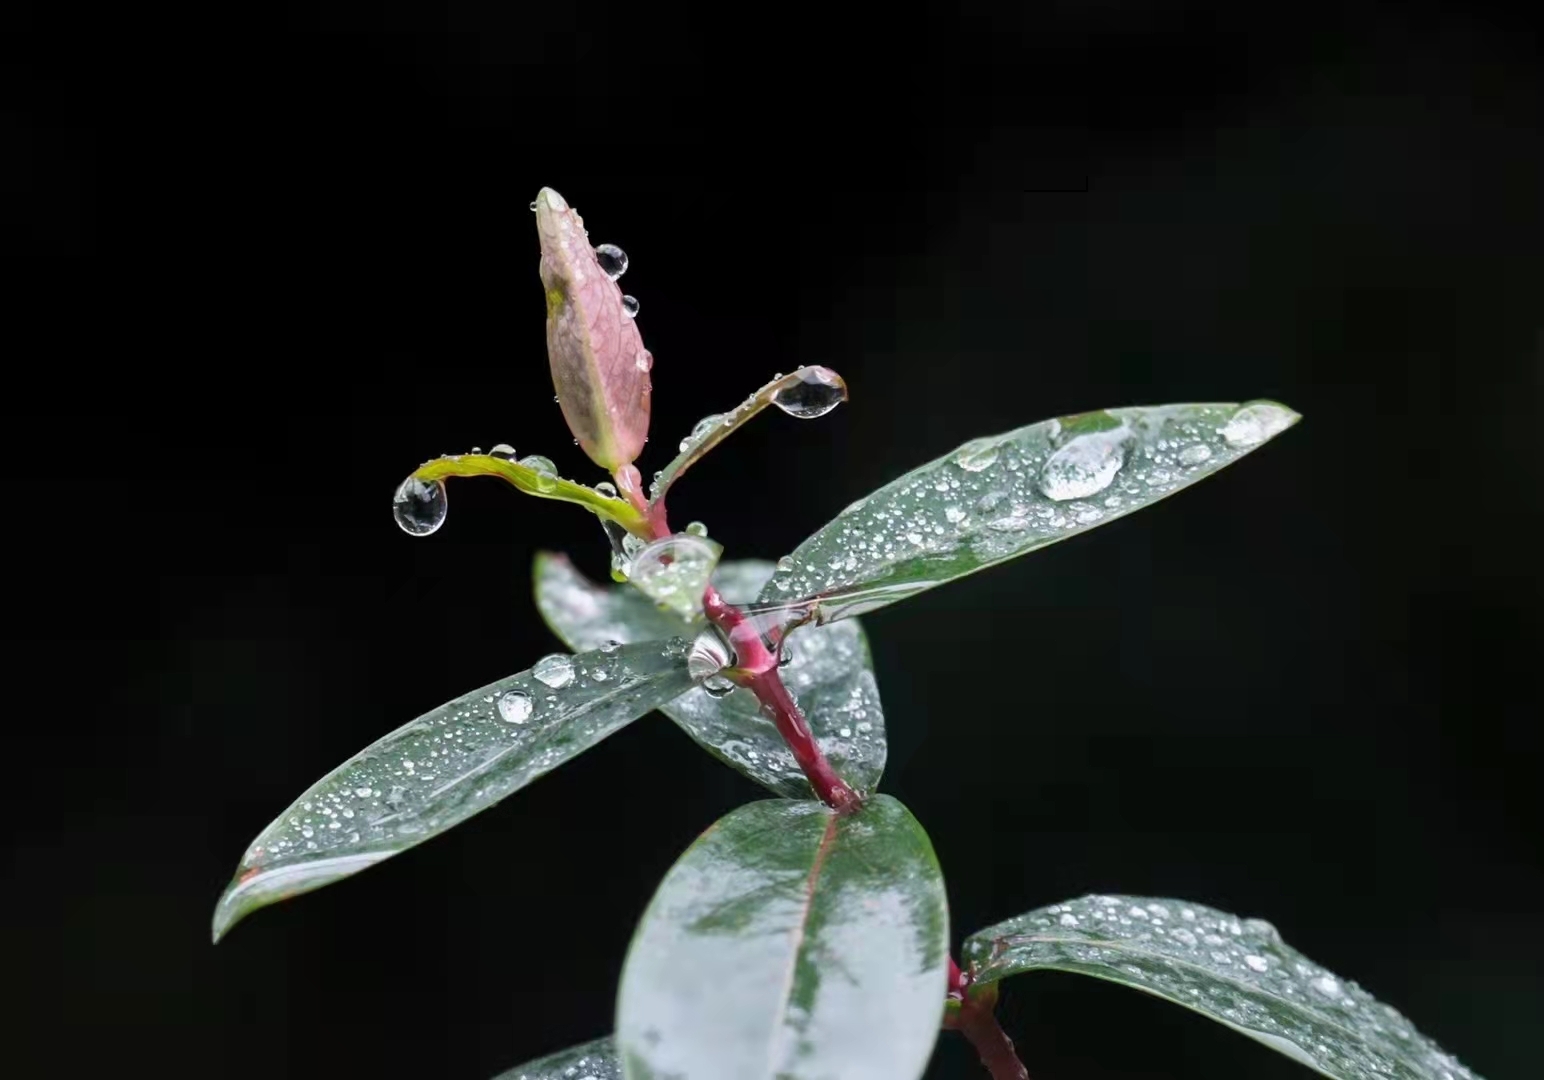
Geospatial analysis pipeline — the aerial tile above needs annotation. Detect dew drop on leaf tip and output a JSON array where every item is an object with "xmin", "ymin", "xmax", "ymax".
[
  {"xmin": 393, "ymin": 476, "xmax": 447, "ymax": 536},
  {"xmin": 772, "ymin": 367, "xmax": 847, "ymax": 419}
]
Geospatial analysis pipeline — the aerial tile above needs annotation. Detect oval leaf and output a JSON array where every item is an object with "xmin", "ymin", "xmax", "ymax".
[
  {"xmin": 534, "ymin": 554, "xmax": 886, "ymax": 797},
  {"xmin": 492, "ymin": 1035, "xmax": 619, "ymax": 1080},
  {"xmin": 757, "ymin": 401, "xmax": 1301, "ymax": 622},
  {"xmin": 617, "ymin": 796, "xmax": 949, "ymax": 1080},
  {"xmin": 962, "ymin": 894, "xmax": 1483, "ymax": 1080},
  {"xmin": 212, "ymin": 640, "xmax": 694, "ymax": 941}
]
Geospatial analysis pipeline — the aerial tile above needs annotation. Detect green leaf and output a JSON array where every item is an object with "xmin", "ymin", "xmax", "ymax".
[
  {"xmin": 617, "ymin": 796, "xmax": 949, "ymax": 1080},
  {"xmin": 756, "ymin": 401, "xmax": 1301, "ymax": 622},
  {"xmin": 534, "ymin": 554, "xmax": 886, "ymax": 797},
  {"xmin": 212, "ymin": 640, "xmax": 694, "ymax": 942},
  {"xmin": 492, "ymin": 1035, "xmax": 619, "ymax": 1080},
  {"xmin": 962, "ymin": 894, "xmax": 1483, "ymax": 1080},
  {"xmin": 648, "ymin": 366, "xmax": 846, "ymax": 506},
  {"xmin": 412, "ymin": 452, "xmax": 649, "ymax": 536}
]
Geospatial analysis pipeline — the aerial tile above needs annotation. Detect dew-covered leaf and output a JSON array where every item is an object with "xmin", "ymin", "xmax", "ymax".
[
  {"xmin": 534, "ymin": 554, "xmax": 885, "ymax": 797},
  {"xmin": 962, "ymin": 894, "xmax": 1483, "ymax": 1080},
  {"xmin": 617, "ymin": 796, "xmax": 948, "ymax": 1080},
  {"xmin": 491, "ymin": 1035, "xmax": 619, "ymax": 1080},
  {"xmin": 212, "ymin": 641, "xmax": 693, "ymax": 942},
  {"xmin": 757, "ymin": 401, "xmax": 1300, "ymax": 622}
]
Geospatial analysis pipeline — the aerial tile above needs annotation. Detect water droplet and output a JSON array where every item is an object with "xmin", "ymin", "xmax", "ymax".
[
  {"xmin": 772, "ymin": 367, "xmax": 847, "ymax": 419},
  {"xmin": 945, "ymin": 505, "xmax": 966, "ymax": 524},
  {"xmin": 393, "ymin": 476, "xmax": 448, "ymax": 536},
  {"xmin": 528, "ymin": 200, "xmax": 537, "ymax": 211},
  {"xmin": 497, "ymin": 690, "xmax": 533, "ymax": 724},
  {"xmin": 1179, "ymin": 443, "xmax": 1213, "ymax": 465},
  {"xmin": 1059, "ymin": 912, "xmax": 1079, "ymax": 927},
  {"xmin": 599, "ymin": 640, "xmax": 622, "ymax": 654},
  {"xmin": 1038, "ymin": 426, "xmax": 1130, "ymax": 501},
  {"xmin": 532, "ymin": 654, "xmax": 575, "ymax": 689},
  {"xmin": 701, "ymin": 675, "xmax": 735, "ymax": 698},
  {"xmin": 595, "ymin": 243, "xmax": 628, "ymax": 279},
  {"xmin": 955, "ymin": 439, "xmax": 1001, "ymax": 473},
  {"xmin": 490, "ymin": 443, "xmax": 517, "ymax": 459},
  {"xmin": 684, "ymin": 521, "xmax": 708, "ymax": 537},
  {"xmin": 635, "ymin": 350, "xmax": 653, "ymax": 372},
  {"xmin": 630, "ymin": 534, "xmax": 723, "ymax": 618},
  {"xmin": 778, "ymin": 643, "xmax": 793, "ymax": 667},
  {"xmin": 621, "ymin": 294, "xmax": 639, "ymax": 318},
  {"xmin": 1312, "ymin": 975, "xmax": 1342, "ymax": 998},
  {"xmin": 595, "ymin": 481, "xmax": 618, "ymax": 498},
  {"xmin": 590, "ymin": 668, "xmax": 609, "ymax": 682},
  {"xmin": 776, "ymin": 555, "xmax": 794, "ymax": 572},
  {"xmin": 1221, "ymin": 401, "xmax": 1298, "ymax": 447},
  {"xmin": 519, "ymin": 454, "xmax": 557, "ymax": 476},
  {"xmin": 687, "ymin": 625, "xmax": 735, "ymax": 682},
  {"xmin": 1171, "ymin": 928, "xmax": 1198, "ymax": 947},
  {"xmin": 1244, "ymin": 954, "xmax": 1269, "ymax": 973}
]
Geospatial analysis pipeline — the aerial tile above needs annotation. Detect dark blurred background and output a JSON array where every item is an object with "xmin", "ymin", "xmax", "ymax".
[{"xmin": 7, "ymin": 1, "xmax": 1542, "ymax": 1077}]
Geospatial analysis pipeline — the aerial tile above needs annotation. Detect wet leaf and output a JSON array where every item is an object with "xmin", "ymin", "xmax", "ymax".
[
  {"xmin": 649, "ymin": 366, "xmax": 847, "ymax": 506},
  {"xmin": 212, "ymin": 641, "xmax": 693, "ymax": 942},
  {"xmin": 491, "ymin": 1035, "xmax": 619, "ymax": 1080},
  {"xmin": 535, "ymin": 187, "xmax": 652, "ymax": 471},
  {"xmin": 534, "ymin": 554, "xmax": 886, "ymax": 797},
  {"xmin": 617, "ymin": 796, "xmax": 948, "ymax": 1080},
  {"xmin": 757, "ymin": 401, "xmax": 1301, "ymax": 622},
  {"xmin": 409, "ymin": 452, "xmax": 648, "ymax": 537},
  {"xmin": 962, "ymin": 894, "xmax": 1483, "ymax": 1080}
]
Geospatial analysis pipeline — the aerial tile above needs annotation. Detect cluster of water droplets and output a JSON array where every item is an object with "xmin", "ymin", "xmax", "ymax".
[
  {"xmin": 533, "ymin": 557, "xmax": 888, "ymax": 799},
  {"xmin": 965, "ymin": 894, "xmax": 1478, "ymax": 1080},
  {"xmin": 499, "ymin": 1035, "xmax": 621, "ymax": 1080},
  {"xmin": 757, "ymin": 402, "xmax": 1299, "ymax": 610},
  {"xmin": 592, "ymin": 242, "xmax": 640, "ymax": 320},
  {"xmin": 228, "ymin": 641, "xmax": 695, "ymax": 892}
]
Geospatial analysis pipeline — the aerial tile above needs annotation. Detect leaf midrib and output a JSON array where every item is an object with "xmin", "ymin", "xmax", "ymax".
[{"xmin": 764, "ymin": 812, "xmax": 839, "ymax": 1078}]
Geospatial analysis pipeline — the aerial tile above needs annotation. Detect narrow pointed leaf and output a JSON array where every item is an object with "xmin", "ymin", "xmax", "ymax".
[
  {"xmin": 213, "ymin": 640, "xmax": 693, "ymax": 941},
  {"xmin": 649, "ymin": 366, "xmax": 847, "ymax": 505},
  {"xmin": 410, "ymin": 452, "xmax": 648, "ymax": 536},
  {"xmin": 534, "ymin": 554, "xmax": 886, "ymax": 797},
  {"xmin": 962, "ymin": 894, "xmax": 1483, "ymax": 1080},
  {"xmin": 617, "ymin": 796, "xmax": 948, "ymax": 1080},
  {"xmin": 492, "ymin": 1035, "xmax": 619, "ymax": 1080},
  {"xmin": 757, "ymin": 401, "xmax": 1300, "ymax": 622}
]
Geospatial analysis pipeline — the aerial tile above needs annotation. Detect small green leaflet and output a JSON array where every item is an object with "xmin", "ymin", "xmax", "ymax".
[
  {"xmin": 617, "ymin": 796, "xmax": 949, "ymax": 1080},
  {"xmin": 212, "ymin": 641, "xmax": 694, "ymax": 941},
  {"xmin": 757, "ymin": 401, "xmax": 1300, "ymax": 622},
  {"xmin": 962, "ymin": 894, "xmax": 1482, "ymax": 1080},
  {"xmin": 534, "ymin": 554, "xmax": 886, "ymax": 797},
  {"xmin": 491, "ymin": 1035, "xmax": 619, "ymax": 1080}
]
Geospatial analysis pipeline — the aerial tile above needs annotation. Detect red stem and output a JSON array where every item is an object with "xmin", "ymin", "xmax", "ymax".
[{"xmin": 944, "ymin": 960, "xmax": 1030, "ymax": 1080}]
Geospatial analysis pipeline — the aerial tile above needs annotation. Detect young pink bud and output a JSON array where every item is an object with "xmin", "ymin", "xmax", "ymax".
[{"xmin": 533, "ymin": 187, "xmax": 653, "ymax": 471}]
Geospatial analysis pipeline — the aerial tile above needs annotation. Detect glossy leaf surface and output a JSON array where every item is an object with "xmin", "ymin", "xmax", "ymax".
[
  {"xmin": 757, "ymin": 401, "xmax": 1300, "ymax": 622},
  {"xmin": 617, "ymin": 796, "xmax": 949, "ymax": 1080},
  {"xmin": 492, "ymin": 1036, "xmax": 619, "ymax": 1080},
  {"xmin": 963, "ymin": 894, "xmax": 1482, "ymax": 1080},
  {"xmin": 410, "ymin": 452, "xmax": 648, "ymax": 536},
  {"xmin": 534, "ymin": 554, "xmax": 885, "ymax": 796},
  {"xmin": 212, "ymin": 641, "xmax": 693, "ymax": 941}
]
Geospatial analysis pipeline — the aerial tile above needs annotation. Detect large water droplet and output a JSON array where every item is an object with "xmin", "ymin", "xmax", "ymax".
[
  {"xmin": 532, "ymin": 654, "xmax": 575, "ymax": 689},
  {"xmin": 631, "ymin": 534, "xmax": 723, "ymax": 619},
  {"xmin": 393, "ymin": 476, "xmax": 447, "ymax": 536},
  {"xmin": 595, "ymin": 481, "xmax": 618, "ymax": 498},
  {"xmin": 702, "ymin": 675, "xmax": 736, "ymax": 698},
  {"xmin": 595, "ymin": 243, "xmax": 628, "ymax": 279},
  {"xmin": 687, "ymin": 625, "xmax": 735, "ymax": 682},
  {"xmin": 1179, "ymin": 443, "xmax": 1213, "ymax": 465},
  {"xmin": 1221, "ymin": 401, "xmax": 1298, "ymax": 447},
  {"xmin": 1038, "ymin": 426, "xmax": 1130, "ymax": 501},
  {"xmin": 497, "ymin": 690, "xmax": 533, "ymax": 724},
  {"xmin": 955, "ymin": 439, "xmax": 1001, "ymax": 473},
  {"xmin": 684, "ymin": 520, "xmax": 708, "ymax": 537},
  {"xmin": 620, "ymin": 294, "xmax": 639, "ymax": 318},
  {"xmin": 490, "ymin": 443, "xmax": 517, "ymax": 460},
  {"xmin": 772, "ymin": 367, "xmax": 847, "ymax": 419},
  {"xmin": 518, "ymin": 454, "xmax": 559, "ymax": 492}
]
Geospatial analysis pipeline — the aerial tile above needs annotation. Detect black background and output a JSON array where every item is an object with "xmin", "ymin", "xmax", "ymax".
[{"xmin": 8, "ymin": 2, "xmax": 1543, "ymax": 1078}]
